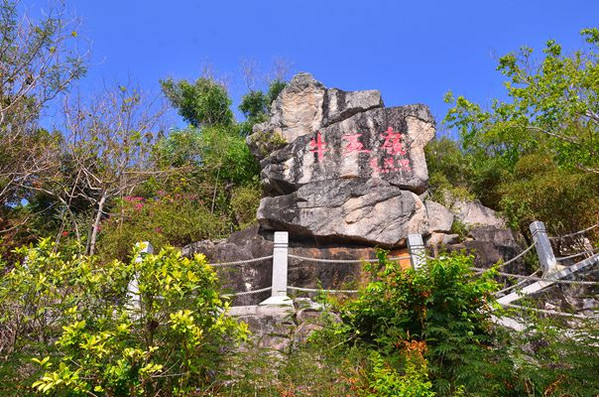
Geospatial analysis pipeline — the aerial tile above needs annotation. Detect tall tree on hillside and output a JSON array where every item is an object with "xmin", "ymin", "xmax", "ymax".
[
  {"xmin": 0, "ymin": 0, "xmax": 86, "ymax": 206},
  {"xmin": 445, "ymin": 28, "xmax": 599, "ymax": 173},
  {"xmin": 27, "ymin": 85, "xmax": 167, "ymax": 256},
  {"xmin": 160, "ymin": 77, "xmax": 234, "ymax": 128}
]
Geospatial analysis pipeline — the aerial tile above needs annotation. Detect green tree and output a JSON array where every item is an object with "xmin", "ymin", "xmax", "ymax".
[
  {"xmin": 160, "ymin": 77, "xmax": 234, "ymax": 127},
  {"xmin": 238, "ymin": 79, "xmax": 286, "ymax": 136},
  {"xmin": 445, "ymin": 28, "xmax": 599, "ymax": 174},
  {"xmin": 0, "ymin": 240, "xmax": 248, "ymax": 395},
  {"xmin": 339, "ymin": 253, "xmax": 501, "ymax": 395}
]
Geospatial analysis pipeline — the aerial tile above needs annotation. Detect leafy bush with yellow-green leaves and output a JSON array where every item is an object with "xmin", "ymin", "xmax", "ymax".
[{"xmin": 0, "ymin": 240, "xmax": 247, "ymax": 396}]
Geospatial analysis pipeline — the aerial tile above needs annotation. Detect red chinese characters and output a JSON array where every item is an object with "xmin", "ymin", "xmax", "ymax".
[
  {"xmin": 306, "ymin": 127, "xmax": 411, "ymax": 174},
  {"xmin": 342, "ymin": 133, "xmax": 370, "ymax": 154},
  {"xmin": 370, "ymin": 127, "xmax": 411, "ymax": 173},
  {"xmin": 380, "ymin": 127, "xmax": 406, "ymax": 156},
  {"xmin": 309, "ymin": 131, "xmax": 328, "ymax": 162},
  {"xmin": 370, "ymin": 157, "xmax": 411, "ymax": 174}
]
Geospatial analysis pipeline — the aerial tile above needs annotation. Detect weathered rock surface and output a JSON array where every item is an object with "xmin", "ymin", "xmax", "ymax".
[
  {"xmin": 183, "ymin": 73, "xmax": 531, "ymax": 306},
  {"xmin": 249, "ymin": 73, "xmax": 435, "ymax": 247},
  {"xmin": 183, "ymin": 224, "xmax": 411, "ymax": 305},
  {"xmin": 228, "ymin": 298, "xmax": 343, "ymax": 352},
  {"xmin": 452, "ymin": 198, "xmax": 505, "ymax": 228},
  {"xmin": 425, "ymin": 200, "xmax": 454, "ymax": 233},
  {"xmin": 182, "ymin": 225, "xmax": 274, "ymax": 306},
  {"xmin": 463, "ymin": 226, "xmax": 520, "ymax": 268}
]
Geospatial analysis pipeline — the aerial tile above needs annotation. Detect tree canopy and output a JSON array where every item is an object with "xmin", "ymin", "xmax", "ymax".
[{"xmin": 445, "ymin": 28, "xmax": 599, "ymax": 174}]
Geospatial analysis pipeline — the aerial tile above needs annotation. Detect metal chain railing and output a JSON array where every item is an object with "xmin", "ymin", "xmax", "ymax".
[
  {"xmin": 287, "ymin": 286, "xmax": 358, "ymax": 294},
  {"xmin": 474, "ymin": 267, "xmax": 599, "ymax": 286},
  {"xmin": 222, "ymin": 286, "xmax": 272, "ymax": 298},
  {"xmin": 548, "ymin": 223, "xmax": 599, "ymax": 241},
  {"xmin": 556, "ymin": 247, "xmax": 599, "ymax": 261},
  {"xmin": 288, "ymin": 254, "xmax": 410, "ymax": 264},
  {"xmin": 497, "ymin": 243, "xmax": 536, "ymax": 268},
  {"xmin": 171, "ymin": 224, "xmax": 599, "ymax": 308},
  {"xmin": 495, "ymin": 269, "xmax": 541, "ymax": 296},
  {"xmin": 207, "ymin": 255, "xmax": 273, "ymax": 267},
  {"xmin": 473, "ymin": 243, "xmax": 536, "ymax": 275},
  {"xmin": 503, "ymin": 303, "xmax": 591, "ymax": 319}
]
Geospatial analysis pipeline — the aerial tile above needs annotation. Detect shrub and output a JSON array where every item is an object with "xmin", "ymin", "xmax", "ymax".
[
  {"xmin": 97, "ymin": 193, "xmax": 231, "ymax": 262},
  {"xmin": 359, "ymin": 350, "xmax": 435, "ymax": 397},
  {"xmin": 230, "ymin": 183, "xmax": 261, "ymax": 229},
  {"xmin": 340, "ymin": 252, "xmax": 500, "ymax": 395},
  {"xmin": 0, "ymin": 240, "xmax": 247, "ymax": 395}
]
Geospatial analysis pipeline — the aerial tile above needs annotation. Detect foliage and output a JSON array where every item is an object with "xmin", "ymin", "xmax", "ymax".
[
  {"xmin": 214, "ymin": 339, "xmax": 367, "ymax": 396},
  {"xmin": 0, "ymin": 240, "xmax": 248, "ymax": 396},
  {"xmin": 24, "ymin": 85, "xmax": 169, "ymax": 257},
  {"xmin": 424, "ymin": 137, "xmax": 475, "ymax": 205},
  {"xmin": 97, "ymin": 193, "xmax": 232, "ymax": 262},
  {"xmin": 0, "ymin": 238, "xmax": 90, "ymax": 356},
  {"xmin": 498, "ymin": 151, "xmax": 599, "ymax": 235},
  {"xmin": 339, "ymin": 252, "xmax": 500, "ymax": 394},
  {"xmin": 198, "ymin": 125, "xmax": 261, "ymax": 185},
  {"xmin": 0, "ymin": 0, "xmax": 86, "ymax": 206},
  {"xmin": 445, "ymin": 28, "xmax": 599, "ymax": 174},
  {"xmin": 161, "ymin": 77, "xmax": 234, "ymax": 127},
  {"xmin": 359, "ymin": 350, "xmax": 435, "ymax": 397},
  {"xmin": 238, "ymin": 79, "xmax": 286, "ymax": 136},
  {"xmin": 230, "ymin": 183, "xmax": 262, "ymax": 229},
  {"xmin": 267, "ymin": 79, "xmax": 286, "ymax": 105},
  {"xmin": 153, "ymin": 127, "xmax": 204, "ymax": 169},
  {"xmin": 511, "ymin": 316, "xmax": 599, "ymax": 396}
]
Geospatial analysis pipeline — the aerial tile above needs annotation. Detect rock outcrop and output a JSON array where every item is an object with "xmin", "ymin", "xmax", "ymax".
[
  {"xmin": 248, "ymin": 73, "xmax": 435, "ymax": 247},
  {"xmin": 183, "ymin": 72, "xmax": 524, "ymax": 304}
]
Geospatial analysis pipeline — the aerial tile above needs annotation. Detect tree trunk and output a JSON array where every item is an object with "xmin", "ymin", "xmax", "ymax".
[{"xmin": 88, "ymin": 192, "xmax": 107, "ymax": 256}]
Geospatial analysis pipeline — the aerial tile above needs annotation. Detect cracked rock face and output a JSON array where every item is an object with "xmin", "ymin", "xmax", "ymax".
[{"xmin": 248, "ymin": 73, "xmax": 435, "ymax": 247}]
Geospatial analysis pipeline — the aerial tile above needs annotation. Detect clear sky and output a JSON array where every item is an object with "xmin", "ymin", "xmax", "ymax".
[{"xmin": 26, "ymin": 0, "xmax": 599, "ymax": 134}]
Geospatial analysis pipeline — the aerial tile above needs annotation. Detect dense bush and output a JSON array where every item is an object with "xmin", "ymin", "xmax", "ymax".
[
  {"xmin": 97, "ymin": 193, "xmax": 232, "ymax": 262},
  {"xmin": 0, "ymin": 240, "xmax": 246, "ymax": 396},
  {"xmin": 338, "ymin": 252, "xmax": 499, "ymax": 394}
]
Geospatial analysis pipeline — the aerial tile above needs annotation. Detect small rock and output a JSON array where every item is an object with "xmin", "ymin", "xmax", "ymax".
[
  {"xmin": 293, "ymin": 297, "xmax": 325, "ymax": 311},
  {"xmin": 259, "ymin": 335, "xmax": 292, "ymax": 352},
  {"xmin": 296, "ymin": 308, "xmax": 323, "ymax": 323}
]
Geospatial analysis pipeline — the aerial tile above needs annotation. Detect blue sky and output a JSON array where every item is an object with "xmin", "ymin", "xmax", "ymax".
[{"xmin": 29, "ymin": 0, "xmax": 599, "ymax": 135}]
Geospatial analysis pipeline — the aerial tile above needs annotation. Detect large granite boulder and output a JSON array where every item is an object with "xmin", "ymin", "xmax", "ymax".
[
  {"xmin": 248, "ymin": 73, "xmax": 435, "ymax": 248},
  {"xmin": 182, "ymin": 73, "xmax": 531, "ymax": 304}
]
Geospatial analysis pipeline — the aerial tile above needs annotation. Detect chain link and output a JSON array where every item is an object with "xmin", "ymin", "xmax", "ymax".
[
  {"xmin": 503, "ymin": 303, "xmax": 591, "ymax": 319},
  {"xmin": 207, "ymin": 255, "xmax": 273, "ymax": 267},
  {"xmin": 288, "ymin": 254, "xmax": 410, "ymax": 264},
  {"xmin": 495, "ymin": 269, "xmax": 541, "ymax": 296},
  {"xmin": 475, "ymin": 267, "xmax": 599, "ymax": 285},
  {"xmin": 287, "ymin": 286, "xmax": 358, "ymax": 294},
  {"xmin": 556, "ymin": 247, "xmax": 598, "ymax": 261},
  {"xmin": 222, "ymin": 286, "xmax": 272, "ymax": 297},
  {"xmin": 549, "ymin": 223, "xmax": 599, "ymax": 240}
]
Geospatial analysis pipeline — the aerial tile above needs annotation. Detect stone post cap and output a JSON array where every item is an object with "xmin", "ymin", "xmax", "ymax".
[
  {"xmin": 407, "ymin": 234, "xmax": 424, "ymax": 249},
  {"xmin": 274, "ymin": 231, "xmax": 289, "ymax": 245},
  {"xmin": 529, "ymin": 221, "xmax": 547, "ymax": 234}
]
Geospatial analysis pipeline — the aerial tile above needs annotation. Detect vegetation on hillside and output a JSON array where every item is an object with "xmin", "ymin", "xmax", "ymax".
[
  {"xmin": 428, "ymin": 28, "xmax": 599, "ymax": 237},
  {"xmin": 0, "ymin": 1, "xmax": 597, "ymax": 395}
]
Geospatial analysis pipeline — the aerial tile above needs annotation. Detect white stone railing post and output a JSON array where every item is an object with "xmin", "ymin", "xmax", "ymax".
[
  {"xmin": 408, "ymin": 234, "xmax": 426, "ymax": 270},
  {"xmin": 127, "ymin": 241, "xmax": 153, "ymax": 312},
  {"xmin": 529, "ymin": 221, "xmax": 560, "ymax": 274},
  {"xmin": 260, "ymin": 231, "xmax": 292, "ymax": 306}
]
